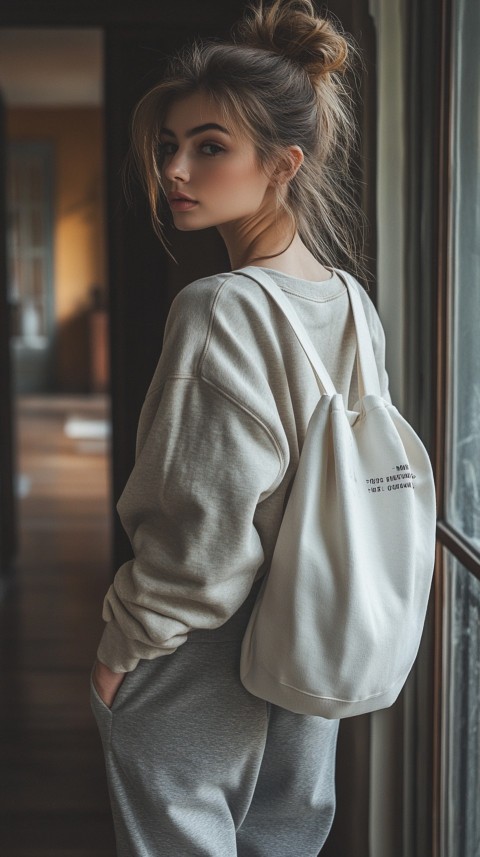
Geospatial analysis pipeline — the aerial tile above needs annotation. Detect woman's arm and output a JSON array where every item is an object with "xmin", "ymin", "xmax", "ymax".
[{"xmin": 96, "ymin": 375, "xmax": 284, "ymax": 674}]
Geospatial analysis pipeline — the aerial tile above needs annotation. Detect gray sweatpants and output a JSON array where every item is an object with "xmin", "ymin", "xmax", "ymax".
[{"xmin": 91, "ymin": 585, "xmax": 339, "ymax": 856}]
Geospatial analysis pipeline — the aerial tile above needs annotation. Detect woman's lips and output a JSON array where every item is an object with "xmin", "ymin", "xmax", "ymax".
[
  {"xmin": 169, "ymin": 198, "xmax": 198, "ymax": 211},
  {"xmin": 168, "ymin": 193, "xmax": 198, "ymax": 211}
]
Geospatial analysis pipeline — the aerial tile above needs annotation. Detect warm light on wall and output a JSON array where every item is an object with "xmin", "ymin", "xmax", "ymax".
[{"xmin": 7, "ymin": 107, "xmax": 107, "ymax": 391}]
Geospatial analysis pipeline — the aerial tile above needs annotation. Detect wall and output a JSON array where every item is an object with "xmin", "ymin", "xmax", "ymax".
[{"xmin": 7, "ymin": 107, "xmax": 106, "ymax": 391}]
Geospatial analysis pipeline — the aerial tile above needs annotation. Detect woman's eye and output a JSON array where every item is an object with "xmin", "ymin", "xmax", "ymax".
[
  {"xmin": 200, "ymin": 143, "xmax": 224, "ymax": 156},
  {"xmin": 158, "ymin": 142, "xmax": 177, "ymax": 157}
]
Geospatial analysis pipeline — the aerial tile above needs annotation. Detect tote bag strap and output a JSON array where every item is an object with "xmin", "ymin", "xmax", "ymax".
[
  {"xmin": 235, "ymin": 266, "xmax": 382, "ymax": 399},
  {"xmin": 234, "ymin": 267, "xmax": 336, "ymax": 396},
  {"xmin": 336, "ymin": 270, "xmax": 382, "ymax": 398}
]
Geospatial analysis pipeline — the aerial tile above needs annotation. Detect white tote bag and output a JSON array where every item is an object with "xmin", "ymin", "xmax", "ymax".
[{"xmin": 238, "ymin": 267, "xmax": 436, "ymax": 719}]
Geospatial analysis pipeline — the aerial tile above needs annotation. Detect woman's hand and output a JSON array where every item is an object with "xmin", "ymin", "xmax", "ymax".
[{"xmin": 93, "ymin": 658, "xmax": 127, "ymax": 708}]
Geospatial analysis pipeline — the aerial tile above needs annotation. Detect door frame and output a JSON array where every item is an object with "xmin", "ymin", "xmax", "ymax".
[{"xmin": 0, "ymin": 92, "xmax": 17, "ymax": 582}]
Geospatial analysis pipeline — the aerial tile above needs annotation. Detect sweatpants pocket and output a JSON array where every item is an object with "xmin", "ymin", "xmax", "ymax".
[{"xmin": 89, "ymin": 667, "xmax": 114, "ymax": 747}]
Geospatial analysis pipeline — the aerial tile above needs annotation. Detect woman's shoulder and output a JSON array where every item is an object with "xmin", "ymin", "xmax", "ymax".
[
  {"xmin": 162, "ymin": 273, "xmax": 231, "ymax": 359},
  {"xmin": 167, "ymin": 272, "xmax": 229, "ymax": 325},
  {"xmin": 165, "ymin": 270, "xmax": 275, "ymax": 352},
  {"xmin": 155, "ymin": 270, "xmax": 272, "ymax": 383},
  {"xmin": 169, "ymin": 269, "xmax": 268, "ymax": 318},
  {"xmin": 143, "ymin": 270, "xmax": 285, "ymax": 437}
]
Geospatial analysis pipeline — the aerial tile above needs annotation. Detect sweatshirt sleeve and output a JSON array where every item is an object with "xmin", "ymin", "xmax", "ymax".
[{"xmin": 96, "ymin": 374, "xmax": 283, "ymax": 673}]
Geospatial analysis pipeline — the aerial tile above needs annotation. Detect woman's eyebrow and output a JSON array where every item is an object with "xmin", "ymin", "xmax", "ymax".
[{"xmin": 160, "ymin": 123, "xmax": 231, "ymax": 138}]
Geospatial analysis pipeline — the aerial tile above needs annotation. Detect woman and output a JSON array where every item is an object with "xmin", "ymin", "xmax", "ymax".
[{"xmin": 91, "ymin": 1, "xmax": 390, "ymax": 854}]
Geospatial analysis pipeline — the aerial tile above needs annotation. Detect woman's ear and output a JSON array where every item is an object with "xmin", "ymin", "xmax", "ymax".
[{"xmin": 271, "ymin": 146, "xmax": 304, "ymax": 186}]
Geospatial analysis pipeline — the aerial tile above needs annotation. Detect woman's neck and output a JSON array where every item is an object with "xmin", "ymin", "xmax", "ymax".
[
  {"xmin": 217, "ymin": 211, "xmax": 332, "ymax": 283},
  {"xmin": 246, "ymin": 232, "xmax": 333, "ymax": 282}
]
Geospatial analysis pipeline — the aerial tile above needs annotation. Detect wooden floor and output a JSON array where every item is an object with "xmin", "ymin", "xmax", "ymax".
[{"xmin": 0, "ymin": 395, "xmax": 116, "ymax": 857}]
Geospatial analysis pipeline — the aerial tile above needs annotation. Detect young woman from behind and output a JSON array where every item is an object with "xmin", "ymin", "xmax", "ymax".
[{"xmin": 91, "ymin": 2, "xmax": 390, "ymax": 854}]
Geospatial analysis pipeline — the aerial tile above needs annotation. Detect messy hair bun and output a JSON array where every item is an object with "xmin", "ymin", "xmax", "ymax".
[
  {"xmin": 130, "ymin": 0, "xmax": 366, "ymax": 278},
  {"xmin": 234, "ymin": 0, "xmax": 349, "ymax": 85}
]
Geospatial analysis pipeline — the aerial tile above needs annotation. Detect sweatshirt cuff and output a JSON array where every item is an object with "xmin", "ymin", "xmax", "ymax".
[
  {"xmin": 96, "ymin": 619, "xmax": 174, "ymax": 673},
  {"xmin": 96, "ymin": 621, "xmax": 141, "ymax": 672}
]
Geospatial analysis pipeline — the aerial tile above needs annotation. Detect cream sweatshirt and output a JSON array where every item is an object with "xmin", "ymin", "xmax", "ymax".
[{"xmin": 97, "ymin": 267, "xmax": 390, "ymax": 672}]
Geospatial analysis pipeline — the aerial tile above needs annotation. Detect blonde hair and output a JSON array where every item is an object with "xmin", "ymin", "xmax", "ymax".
[{"xmin": 129, "ymin": 0, "xmax": 366, "ymax": 277}]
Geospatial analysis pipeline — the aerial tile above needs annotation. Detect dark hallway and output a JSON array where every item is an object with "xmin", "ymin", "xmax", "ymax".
[{"xmin": 0, "ymin": 395, "xmax": 115, "ymax": 856}]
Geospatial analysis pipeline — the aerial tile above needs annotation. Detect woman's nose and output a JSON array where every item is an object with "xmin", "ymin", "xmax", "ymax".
[{"xmin": 164, "ymin": 151, "xmax": 190, "ymax": 183}]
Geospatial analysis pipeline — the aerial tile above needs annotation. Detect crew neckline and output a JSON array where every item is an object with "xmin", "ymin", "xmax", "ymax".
[{"xmin": 257, "ymin": 266, "xmax": 347, "ymax": 302}]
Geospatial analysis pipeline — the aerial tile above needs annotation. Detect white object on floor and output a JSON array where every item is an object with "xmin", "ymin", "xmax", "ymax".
[{"xmin": 63, "ymin": 416, "xmax": 111, "ymax": 440}]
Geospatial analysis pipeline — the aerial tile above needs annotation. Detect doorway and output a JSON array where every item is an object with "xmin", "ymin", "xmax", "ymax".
[
  {"xmin": 1, "ymin": 28, "xmax": 107, "ymax": 396},
  {"xmin": 0, "ymin": 26, "xmax": 110, "ymax": 533},
  {"xmin": 0, "ymin": 27, "xmax": 115, "ymax": 854}
]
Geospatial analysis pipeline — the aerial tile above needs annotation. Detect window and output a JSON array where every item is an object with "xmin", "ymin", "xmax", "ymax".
[
  {"xmin": 446, "ymin": 0, "xmax": 480, "ymax": 550},
  {"xmin": 7, "ymin": 141, "xmax": 54, "ymax": 344},
  {"xmin": 436, "ymin": 0, "xmax": 480, "ymax": 854},
  {"xmin": 441, "ymin": 553, "xmax": 480, "ymax": 856},
  {"xmin": 7, "ymin": 141, "xmax": 55, "ymax": 392}
]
